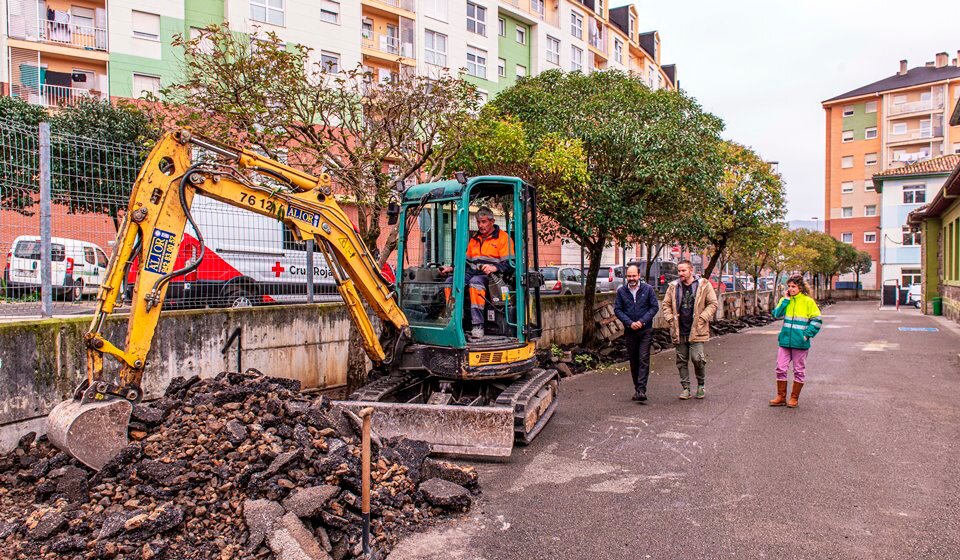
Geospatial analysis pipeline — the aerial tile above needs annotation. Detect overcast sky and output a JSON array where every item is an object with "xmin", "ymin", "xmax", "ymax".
[{"xmin": 618, "ymin": 0, "xmax": 958, "ymax": 221}]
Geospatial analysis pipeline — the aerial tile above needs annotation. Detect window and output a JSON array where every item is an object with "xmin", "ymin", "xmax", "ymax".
[
  {"xmin": 628, "ymin": 14, "xmax": 635, "ymax": 38},
  {"xmin": 132, "ymin": 73, "xmax": 161, "ymax": 97},
  {"xmin": 864, "ymin": 179, "xmax": 875, "ymax": 192},
  {"xmin": 893, "ymin": 123, "xmax": 907, "ymax": 135},
  {"xmin": 72, "ymin": 6, "xmax": 94, "ymax": 29},
  {"xmin": 571, "ymin": 11, "xmax": 583, "ymax": 38},
  {"xmin": 423, "ymin": 0, "xmax": 447, "ymax": 21},
  {"xmin": 516, "ymin": 26, "xmax": 526, "ymax": 45},
  {"xmin": 516, "ymin": 64, "xmax": 526, "ymax": 77},
  {"xmin": 467, "ymin": 2, "xmax": 486, "ymax": 36},
  {"xmin": 864, "ymin": 205, "xmax": 877, "ymax": 217},
  {"xmin": 903, "ymin": 184, "xmax": 925, "ymax": 204},
  {"xmin": 893, "ymin": 95, "xmax": 907, "ymax": 105},
  {"xmin": 251, "ymin": 0, "xmax": 286, "ymax": 26},
  {"xmin": 842, "ymin": 207, "xmax": 853, "ymax": 218},
  {"xmin": 498, "ymin": 18, "xmax": 505, "ymax": 37},
  {"xmin": 320, "ymin": 51, "xmax": 340, "ymax": 72},
  {"xmin": 132, "ymin": 11, "xmax": 160, "ymax": 40},
  {"xmin": 864, "ymin": 232, "xmax": 877, "ymax": 243},
  {"xmin": 954, "ymin": 143, "xmax": 960, "ymax": 154},
  {"xmin": 497, "ymin": 58, "xmax": 506, "ymax": 77},
  {"xmin": 466, "ymin": 46, "xmax": 487, "ymax": 78},
  {"xmin": 841, "ymin": 181, "xmax": 854, "ymax": 194},
  {"xmin": 614, "ymin": 39, "xmax": 623, "ymax": 63},
  {"xmin": 841, "ymin": 232, "xmax": 853, "ymax": 243},
  {"xmin": 596, "ymin": 0, "xmax": 604, "ymax": 16},
  {"xmin": 532, "ymin": 0, "xmax": 545, "ymax": 16},
  {"xmin": 546, "ymin": 36, "xmax": 560, "ymax": 65},
  {"xmin": 865, "ymin": 152, "xmax": 878, "ymax": 165},
  {"xmin": 83, "ymin": 247, "xmax": 96, "ymax": 265},
  {"xmin": 842, "ymin": 130, "xmax": 854, "ymax": 142},
  {"xmin": 865, "ymin": 101, "xmax": 877, "ymax": 113},
  {"xmin": 902, "ymin": 226, "xmax": 922, "ymax": 246},
  {"xmin": 865, "ymin": 127, "xmax": 877, "ymax": 139},
  {"xmin": 96, "ymin": 249, "xmax": 108, "ymax": 267},
  {"xmin": 571, "ymin": 46, "xmax": 583, "ymax": 72},
  {"xmin": 424, "ymin": 30, "xmax": 447, "ymax": 67},
  {"xmin": 901, "ymin": 268, "xmax": 922, "ymax": 287},
  {"xmin": 842, "ymin": 105, "xmax": 854, "ymax": 117},
  {"xmin": 841, "ymin": 155, "xmax": 854, "ymax": 168}
]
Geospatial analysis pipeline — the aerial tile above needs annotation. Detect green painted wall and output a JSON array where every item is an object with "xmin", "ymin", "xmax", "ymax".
[
  {"xmin": 841, "ymin": 102, "xmax": 879, "ymax": 141},
  {"xmin": 492, "ymin": 11, "xmax": 531, "ymax": 99},
  {"xmin": 110, "ymin": 0, "xmax": 223, "ymax": 99}
]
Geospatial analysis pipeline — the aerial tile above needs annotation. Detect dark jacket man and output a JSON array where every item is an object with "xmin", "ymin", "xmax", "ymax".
[{"xmin": 614, "ymin": 277, "xmax": 659, "ymax": 401}]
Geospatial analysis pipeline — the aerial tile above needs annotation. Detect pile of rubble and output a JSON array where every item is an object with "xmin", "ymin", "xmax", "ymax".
[
  {"xmin": 0, "ymin": 371, "xmax": 479, "ymax": 560},
  {"xmin": 709, "ymin": 313, "xmax": 776, "ymax": 336}
]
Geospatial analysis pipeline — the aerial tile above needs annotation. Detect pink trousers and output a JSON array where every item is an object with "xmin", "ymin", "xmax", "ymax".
[{"xmin": 775, "ymin": 347, "xmax": 808, "ymax": 383}]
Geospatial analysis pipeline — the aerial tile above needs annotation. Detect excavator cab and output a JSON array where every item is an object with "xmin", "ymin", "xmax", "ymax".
[{"xmin": 396, "ymin": 176, "xmax": 543, "ymax": 351}]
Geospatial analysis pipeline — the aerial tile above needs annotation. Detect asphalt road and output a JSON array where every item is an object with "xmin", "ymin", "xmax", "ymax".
[{"xmin": 389, "ymin": 301, "xmax": 960, "ymax": 560}]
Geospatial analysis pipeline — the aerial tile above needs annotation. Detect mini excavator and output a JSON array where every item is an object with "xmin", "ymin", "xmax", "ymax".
[{"xmin": 46, "ymin": 130, "xmax": 559, "ymax": 469}]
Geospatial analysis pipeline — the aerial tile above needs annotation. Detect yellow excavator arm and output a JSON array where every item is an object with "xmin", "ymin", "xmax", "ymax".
[{"xmin": 85, "ymin": 130, "xmax": 409, "ymax": 400}]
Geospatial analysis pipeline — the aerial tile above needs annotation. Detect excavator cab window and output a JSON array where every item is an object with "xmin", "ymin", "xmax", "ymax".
[{"xmin": 399, "ymin": 199, "xmax": 458, "ymax": 326}]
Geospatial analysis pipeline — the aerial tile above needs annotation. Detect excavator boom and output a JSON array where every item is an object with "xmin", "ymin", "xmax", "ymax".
[{"xmin": 47, "ymin": 130, "xmax": 408, "ymax": 469}]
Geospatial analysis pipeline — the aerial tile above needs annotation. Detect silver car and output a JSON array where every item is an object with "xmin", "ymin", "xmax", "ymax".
[{"xmin": 541, "ymin": 266, "xmax": 585, "ymax": 295}]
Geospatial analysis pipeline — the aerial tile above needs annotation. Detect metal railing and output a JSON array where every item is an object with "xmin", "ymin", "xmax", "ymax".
[
  {"xmin": 888, "ymin": 99, "xmax": 944, "ymax": 116},
  {"xmin": 361, "ymin": 31, "xmax": 414, "ymax": 59},
  {"xmin": 364, "ymin": 0, "xmax": 416, "ymax": 11},
  {"xmin": 887, "ymin": 127, "xmax": 943, "ymax": 141},
  {"xmin": 41, "ymin": 21, "xmax": 108, "ymax": 51},
  {"xmin": 588, "ymin": 32, "xmax": 606, "ymax": 52},
  {"xmin": 10, "ymin": 84, "xmax": 106, "ymax": 108},
  {"xmin": 502, "ymin": 0, "xmax": 559, "ymax": 26}
]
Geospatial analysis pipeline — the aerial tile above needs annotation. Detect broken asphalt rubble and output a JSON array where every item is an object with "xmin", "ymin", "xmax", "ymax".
[{"xmin": 0, "ymin": 370, "xmax": 479, "ymax": 560}]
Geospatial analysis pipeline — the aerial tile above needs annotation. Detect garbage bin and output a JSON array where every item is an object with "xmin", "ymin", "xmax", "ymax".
[{"xmin": 932, "ymin": 297, "xmax": 943, "ymax": 316}]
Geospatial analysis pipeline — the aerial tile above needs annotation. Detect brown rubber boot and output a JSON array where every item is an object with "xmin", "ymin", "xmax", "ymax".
[
  {"xmin": 769, "ymin": 380, "xmax": 788, "ymax": 406},
  {"xmin": 786, "ymin": 382, "xmax": 804, "ymax": 408}
]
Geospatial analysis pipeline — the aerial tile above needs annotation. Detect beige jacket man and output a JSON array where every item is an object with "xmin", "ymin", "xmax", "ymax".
[
  {"xmin": 661, "ymin": 271, "xmax": 718, "ymax": 399},
  {"xmin": 661, "ymin": 277, "xmax": 718, "ymax": 343}
]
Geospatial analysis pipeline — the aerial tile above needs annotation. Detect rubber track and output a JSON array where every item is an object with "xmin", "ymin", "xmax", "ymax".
[
  {"xmin": 349, "ymin": 373, "xmax": 419, "ymax": 401},
  {"xmin": 495, "ymin": 368, "xmax": 560, "ymax": 444}
]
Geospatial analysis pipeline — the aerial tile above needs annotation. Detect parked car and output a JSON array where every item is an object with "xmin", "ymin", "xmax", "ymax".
[
  {"xmin": 907, "ymin": 284, "xmax": 921, "ymax": 308},
  {"xmin": 3, "ymin": 235, "xmax": 109, "ymax": 301},
  {"xmin": 541, "ymin": 266, "xmax": 585, "ymax": 295},
  {"xmin": 708, "ymin": 275, "xmax": 728, "ymax": 294},
  {"xmin": 586, "ymin": 265, "xmax": 624, "ymax": 292}
]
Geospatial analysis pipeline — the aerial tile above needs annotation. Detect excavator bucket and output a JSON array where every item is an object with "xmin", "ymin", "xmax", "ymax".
[
  {"xmin": 334, "ymin": 401, "xmax": 516, "ymax": 457},
  {"xmin": 46, "ymin": 399, "xmax": 133, "ymax": 471}
]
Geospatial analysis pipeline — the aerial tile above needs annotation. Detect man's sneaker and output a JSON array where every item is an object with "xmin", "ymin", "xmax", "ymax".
[
  {"xmin": 679, "ymin": 388, "xmax": 691, "ymax": 400},
  {"xmin": 632, "ymin": 390, "xmax": 647, "ymax": 402},
  {"xmin": 469, "ymin": 327, "xmax": 485, "ymax": 340},
  {"xmin": 696, "ymin": 386, "xmax": 706, "ymax": 399}
]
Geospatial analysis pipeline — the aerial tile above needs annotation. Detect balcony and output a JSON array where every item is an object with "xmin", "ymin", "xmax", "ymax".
[
  {"xmin": 7, "ymin": 1, "xmax": 108, "ymax": 52},
  {"xmin": 502, "ymin": 0, "xmax": 560, "ymax": 26},
  {"xmin": 888, "ymin": 99, "xmax": 945, "ymax": 117},
  {"xmin": 10, "ymin": 83, "xmax": 106, "ymax": 108},
  {"xmin": 887, "ymin": 127, "xmax": 943, "ymax": 144},
  {"xmin": 361, "ymin": 31, "xmax": 414, "ymax": 60}
]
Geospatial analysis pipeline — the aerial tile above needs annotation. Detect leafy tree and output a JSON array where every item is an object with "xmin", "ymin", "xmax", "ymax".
[
  {"xmin": 830, "ymin": 240, "xmax": 860, "ymax": 297},
  {"xmin": 769, "ymin": 228, "xmax": 818, "ymax": 299},
  {"xmin": 0, "ymin": 96, "xmax": 51, "ymax": 215},
  {"xmin": 850, "ymin": 251, "xmax": 872, "ymax": 299},
  {"xmin": 454, "ymin": 70, "xmax": 724, "ymax": 344},
  {"xmin": 730, "ymin": 223, "xmax": 783, "ymax": 307},
  {"xmin": 702, "ymin": 142, "xmax": 786, "ymax": 280},
  {"xmin": 160, "ymin": 24, "xmax": 480, "ymax": 255},
  {"xmin": 796, "ymin": 230, "xmax": 840, "ymax": 300}
]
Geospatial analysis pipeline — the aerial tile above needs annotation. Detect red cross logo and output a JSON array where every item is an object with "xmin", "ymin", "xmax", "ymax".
[{"xmin": 271, "ymin": 261, "xmax": 285, "ymax": 277}]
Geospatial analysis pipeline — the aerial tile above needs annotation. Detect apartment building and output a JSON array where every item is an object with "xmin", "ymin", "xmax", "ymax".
[
  {"xmin": 872, "ymin": 154, "xmax": 959, "ymax": 292},
  {"xmin": 823, "ymin": 51, "xmax": 960, "ymax": 289}
]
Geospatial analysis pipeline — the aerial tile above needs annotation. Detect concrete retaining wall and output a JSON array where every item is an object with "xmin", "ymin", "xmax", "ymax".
[
  {"xmin": 831, "ymin": 289, "xmax": 881, "ymax": 301},
  {"xmin": 0, "ymin": 289, "xmax": 777, "ymax": 450}
]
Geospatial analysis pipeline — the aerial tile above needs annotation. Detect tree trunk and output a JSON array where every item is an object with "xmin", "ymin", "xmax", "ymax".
[
  {"xmin": 855, "ymin": 270, "xmax": 860, "ymax": 299},
  {"xmin": 580, "ymin": 239, "xmax": 605, "ymax": 347},
  {"xmin": 644, "ymin": 242, "xmax": 654, "ymax": 284},
  {"xmin": 702, "ymin": 238, "xmax": 727, "ymax": 280}
]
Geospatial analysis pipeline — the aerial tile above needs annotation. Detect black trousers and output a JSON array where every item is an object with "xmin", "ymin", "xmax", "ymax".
[{"xmin": 625, "ymin": 327, "xmax": 653, "ymax": 393}]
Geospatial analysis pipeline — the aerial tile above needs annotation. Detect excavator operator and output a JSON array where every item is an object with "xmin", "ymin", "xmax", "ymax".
[{"xmin": 440, "ymin": 207, "xmax": 513, "ymax": 340}]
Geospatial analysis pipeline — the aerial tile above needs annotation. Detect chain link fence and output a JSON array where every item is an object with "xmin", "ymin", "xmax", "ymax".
[{"xmin": 0, "ymin": 119, "xmax": 337, "ymax": 320}]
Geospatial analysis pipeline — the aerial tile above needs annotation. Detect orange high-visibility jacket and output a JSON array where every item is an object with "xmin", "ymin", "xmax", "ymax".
[{"xmin": 467, "ymin": 225, "xmax": 513, "ymax": 273}]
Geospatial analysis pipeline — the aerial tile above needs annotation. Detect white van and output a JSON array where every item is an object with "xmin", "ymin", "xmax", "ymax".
[{"xmin": 4, "ymin": 235, "xmax": 109, "ymax": 301}]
